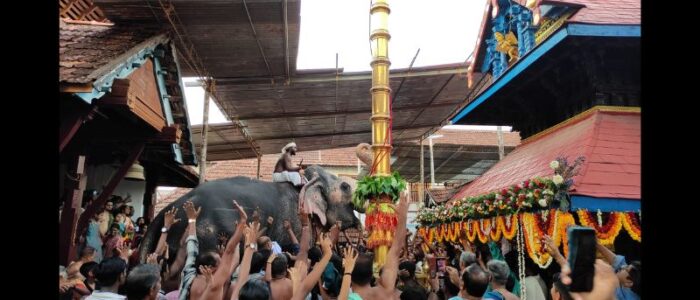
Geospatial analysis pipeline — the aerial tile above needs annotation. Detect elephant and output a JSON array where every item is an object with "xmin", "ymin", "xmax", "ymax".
[{"xmin": 138, "ymin": 165, "xmax": 360, "ymax": 264}]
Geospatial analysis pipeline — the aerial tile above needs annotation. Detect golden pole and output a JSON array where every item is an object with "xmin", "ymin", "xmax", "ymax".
[
  {"xmin": 370, "ymin": 0, "xmax": 391, "ymax": 266},
  {"xmin": 370, "ymin": 0, "xmax": 391, "ymax": 177}
]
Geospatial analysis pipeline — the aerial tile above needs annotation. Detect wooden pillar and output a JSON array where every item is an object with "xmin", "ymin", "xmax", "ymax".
[
  {"xmin": 256, "ymin": 156, "xmax": 261, "ymax": 179},
  {"xmin": 59, "ymin": 155, "xmax": 87, "ymax": 266},
  {"xmin": 143, "ymin": 165, "xmax": 158, "ymax": 222},
  {"xmin": 199, "ymin": 81, "xmax": 212, "ymax": 184},
  {"xmin": 497, "ymin": 126, "xmax": 505, "ymax": 160},
  {"xmin": 76, "ymin": 143, "xmax": 145, "ymax": 244},
  {"xmin": 429, "ymin": 137, "xmax": 435, "ymax": 186},
  {"xmin": 419, "ymin": 139, "xmax": 424, "ymax": 205},
  {"xmin": 59, "ymin": 105, "xmax": 96, "ymax": 153}
]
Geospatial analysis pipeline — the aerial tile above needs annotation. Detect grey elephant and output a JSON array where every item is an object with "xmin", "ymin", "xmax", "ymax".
[{"xmin": 138, "ymin": 165, "xmax": 360, "ymax": 264}]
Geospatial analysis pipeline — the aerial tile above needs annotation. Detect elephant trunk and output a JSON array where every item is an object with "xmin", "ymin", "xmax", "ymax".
[
  {"xmin": 138, "ymin": 213, "xmax": 164, "ymax": 263},
  {"xmin": 356, "ymin": 143, "xmax": 373, "ymax": 167}
]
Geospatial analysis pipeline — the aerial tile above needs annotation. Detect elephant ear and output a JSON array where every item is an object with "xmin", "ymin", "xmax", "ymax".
[{"xmin": 300, "ymin": 176, "xmax": 327, "ymax": 226}]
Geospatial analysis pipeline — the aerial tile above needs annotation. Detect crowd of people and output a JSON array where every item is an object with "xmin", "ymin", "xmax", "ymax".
[{"xmin": 59, "ymin": 192, "xmax": 641, "ymax": 300}]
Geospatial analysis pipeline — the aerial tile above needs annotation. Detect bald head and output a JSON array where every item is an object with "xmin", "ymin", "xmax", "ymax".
[{"xmin": 462, "ymin": 264, "xmax": 490, "ymax": 297}]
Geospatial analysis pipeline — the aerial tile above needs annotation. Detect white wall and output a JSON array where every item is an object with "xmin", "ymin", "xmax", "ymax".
[{"xmin": 85, "ymin": 164, "xmax": 147, "ymax": 219}]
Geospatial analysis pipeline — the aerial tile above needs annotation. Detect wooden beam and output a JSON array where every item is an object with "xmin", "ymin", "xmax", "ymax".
[
  {"xmin": 205, "ymin": 65, "xmax": 469, "ymax": 85},
  {"xmin": 202, "ymin": 124, "xmax": 436, "ymax": 146},
  {"xmin": 233, "ymin": 101, "xmax": 462, "ymax": 121},
  {"xmin": 143, "ymin": 165, "xmax": 158, "ymax": 222},
  {"xmin": 60, "ymin": 83, "xmax": 95, "ymax": 93},
  {"xmin": 60, "ymin": 105, "xmax": 97, "ymax": 153},
  {"xmin": 59, "ymin": 154, "xmax": 86, "ymax": 266},
  {"xmin": 75, "ymin": 143, "xmax": 145, "ymax": 245}
]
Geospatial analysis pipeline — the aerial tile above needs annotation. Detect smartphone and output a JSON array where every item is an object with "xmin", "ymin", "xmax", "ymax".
[
  {"xmin": 567, "ymin": 226, "xmax": 596, "ymax": 292},
  {"xmin": 427, "ymin": 256, "xmax": 437, "ymax": 278},
  {"xmin": 436, "ymin": 257, "xmax": 447, "ymax": 278}
]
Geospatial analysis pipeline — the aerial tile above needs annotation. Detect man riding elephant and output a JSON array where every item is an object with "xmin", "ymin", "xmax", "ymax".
[{"xmin": 273, "ymin": 142, "xmax": 307, "ymax": 187}]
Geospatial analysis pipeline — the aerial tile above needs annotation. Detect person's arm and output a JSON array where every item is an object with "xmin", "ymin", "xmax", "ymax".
[
  {"xmin": 329, "ymin": 221, "xmax": 341, "ymax": 252},
  {"xmin": 293, "ymin": 235, "xmax": 333, "ymax": 300},
  {"xmin": 166, "ymin": 228, "xmax": 190, "ymax": 280},
  {"xmin": 265, "ymin": 253, "xmax": 277, "ymax": 282},
  {"xmin": 338, "ymin": 247, "xmax": 359, "ymax": 300},
  {"xmin": 198, "ymin": 265, "xmax": 218, "ymax": 300},
  {"xmin": 380, "ymin": 191, "xmax": 409, "ymax": 291},
  {"xmin": 156, "ymin": 207, "xmax": 180, "ymax": 256},
  {"xmin": 595, "ymin": 242, "xmax": 618, "ymax": 266},
  {"xmin": 258, "ymin": 216, "xmax": 274, "ymax": 237},
  {"xmin": 178, "ymin": 201, "xmax": 202, "ymax": 300},
  {"xmin": 295, "ymin": 212, "xmax": 312, "ymax": 264},
  {"xmin": 230, "ymin": 222, "xmax": 260, "ymax": 300},
  {"xmin": 213, "ymin": 201, "xmax": 248, "ymax": 286},
  {"xmin": 284, "ymin": 220, "xmax": 300, "ymax": 246},
  {"xmin": 543, "ymin": 235, "xmax": 567, "ymax": 266}
]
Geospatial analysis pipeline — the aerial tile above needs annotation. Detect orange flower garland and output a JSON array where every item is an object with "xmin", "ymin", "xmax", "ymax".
[
  {"xmin": 418, "ymin": 227, "xmax": 428, "ymax": 241},
  {"xmin": 576, "ymin": 210, "xmax": 622, "ymax": 245},
  {"xmin": 449, "ymin": 222, "xmax": 461, "ymax": 242},
  {"xmin": 499, "ymin": 214, "xmax": 519, "ymax": 240},
  {"xmin": 427, "ymin": 227, "xmax": 436, "ymax": 244},
  {"xmin": 556, "ymin": 211, "xmax": 576, "ymax": 258},
  {"xmin": 490, "ymin": 217, "xmax": 503, "ymax": 241},
  {"xmin": 476, "ymin": 219, "xmax": 490, "ymax": 243},
  {"xmin": 521, "ymin": 210, "xmax": 559, "ymax": 268},
  {"xmin": 621, "ymin": 212, "xmax": 641, "ymax": 242},
  {"xmin": 467, "ymin": 220, "xmax": 478, "ymax": 242}
]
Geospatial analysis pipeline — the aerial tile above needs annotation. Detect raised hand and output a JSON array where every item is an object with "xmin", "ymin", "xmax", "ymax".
[
  {"xmin": 183, "ymin": 201, "xmax": 201, "ymax": 221},
  {"xmin": 342, "ymin": 247, "xmax": 359, "ymax": 274},
  {"xmin": 146, "ymin": 253, "xmax": 159, "ymax": 265},
  {"xmin": 283, "ymin": 220, "xmax": 292, "ymax": 230},
  {"xmin": 233, "ymin": 200, "xmax": 248, "ymax": 223},
  {"xmin": 266, "ymin": 254, "xmax": 277, "ymax": 268},
  {"xmin": 252, "ymin": 207, "xmax": 261, "ymax": 223},
  {"xmin": 199, "ymin": 265, "xmax": 214, "ymax": 285},
  {"xmin": 249, "ymin": 221, "xmax": 261, "ymax": 240},
  {"xmin": 164, "ymin": 207, "xmax": 180, "ymax": 228},
  {"xmin": 217, "ymin": 233, "xmax": 229, "ymax": 245},
  {"xmin": 243, "ymin": 226, "xmax": 254, "ymax": 246},
  {"xmin": 320, "ymin": 234, "xmax": 333, "ymax": 255}
]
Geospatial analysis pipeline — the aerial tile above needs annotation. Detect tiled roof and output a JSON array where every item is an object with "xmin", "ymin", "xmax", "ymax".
[
  {"xmin": 59, "ymin": 20, "xmax": 165, "ymax": 84},
  {"xmin": 558, "ymin": 0, "xmax": 641, "ymax": 25},
  {"xmin": 427, "ymin": 128, "xmax": 520, "ymax": 147},
  {"xmin": 451, "ymin": 108, "xmax": 640, "ymax": 201}
]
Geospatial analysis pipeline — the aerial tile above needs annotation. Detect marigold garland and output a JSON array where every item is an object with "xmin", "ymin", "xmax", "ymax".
[
  {"xmin": 448, "ymin": 222, "xmax": 460, "ymax": 242},
  {"xmin": 576, "ymin": 209, "xmax": 622, "ymax": 245},
  {"xmin": 475, "ymin": 219, "xmax": 490, "ymax": 243},
  {"xmin": 365, "ymin": 202, "xmax": 398, "ymax": 248},
  {"xmin": 556, "ymin": 212, "xmax": 576, "ymax": 258},
  {"xmin": 521, "ymin": 210, "xmax": 558, "ymax": 268},
  {"xmin": 499, "ymin": 214, "xmax": 519, "ymax": 240},
  {"xmin": 490, "ymin": 217, "xmax": 503, "ymax": 241},
  {"xmin": 467, "ymin": 220, "xmax": 478, "ymax": 242},
  {"xmin": 621, "ymin": 212, "xmax": 642, "ymax": 242}
]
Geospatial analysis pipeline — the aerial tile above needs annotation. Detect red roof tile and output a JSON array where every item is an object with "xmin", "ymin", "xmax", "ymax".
[
  {"xmin": 451, "ymin": 108, "xmax": 640, "ymax": 201},
  {"xmin": 557, "ymin": 0, "xmax": 641, "ymax": 25},
  {"xmin": 59, "ymin": 20, "xmax": 165, "ymax": 84}
]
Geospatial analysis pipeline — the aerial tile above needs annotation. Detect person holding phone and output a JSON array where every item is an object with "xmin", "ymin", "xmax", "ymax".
[
  {"xmin": 543, "ymin": 233, "xmax": 619, "ymax": 300},
  {"xmin": 595, "ymin": 243, "xmax": 641, "ymax": 300}
]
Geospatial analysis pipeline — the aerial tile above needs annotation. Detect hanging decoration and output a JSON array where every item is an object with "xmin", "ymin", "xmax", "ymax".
[{"xmin": 576, "ymin": 209, "xmax": 623, "ymax": 246}]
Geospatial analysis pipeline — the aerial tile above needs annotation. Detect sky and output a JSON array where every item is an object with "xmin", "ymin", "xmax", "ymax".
[{"xmin": 184, "ymin": 0, "xmax": 489, "ymax": 127}]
